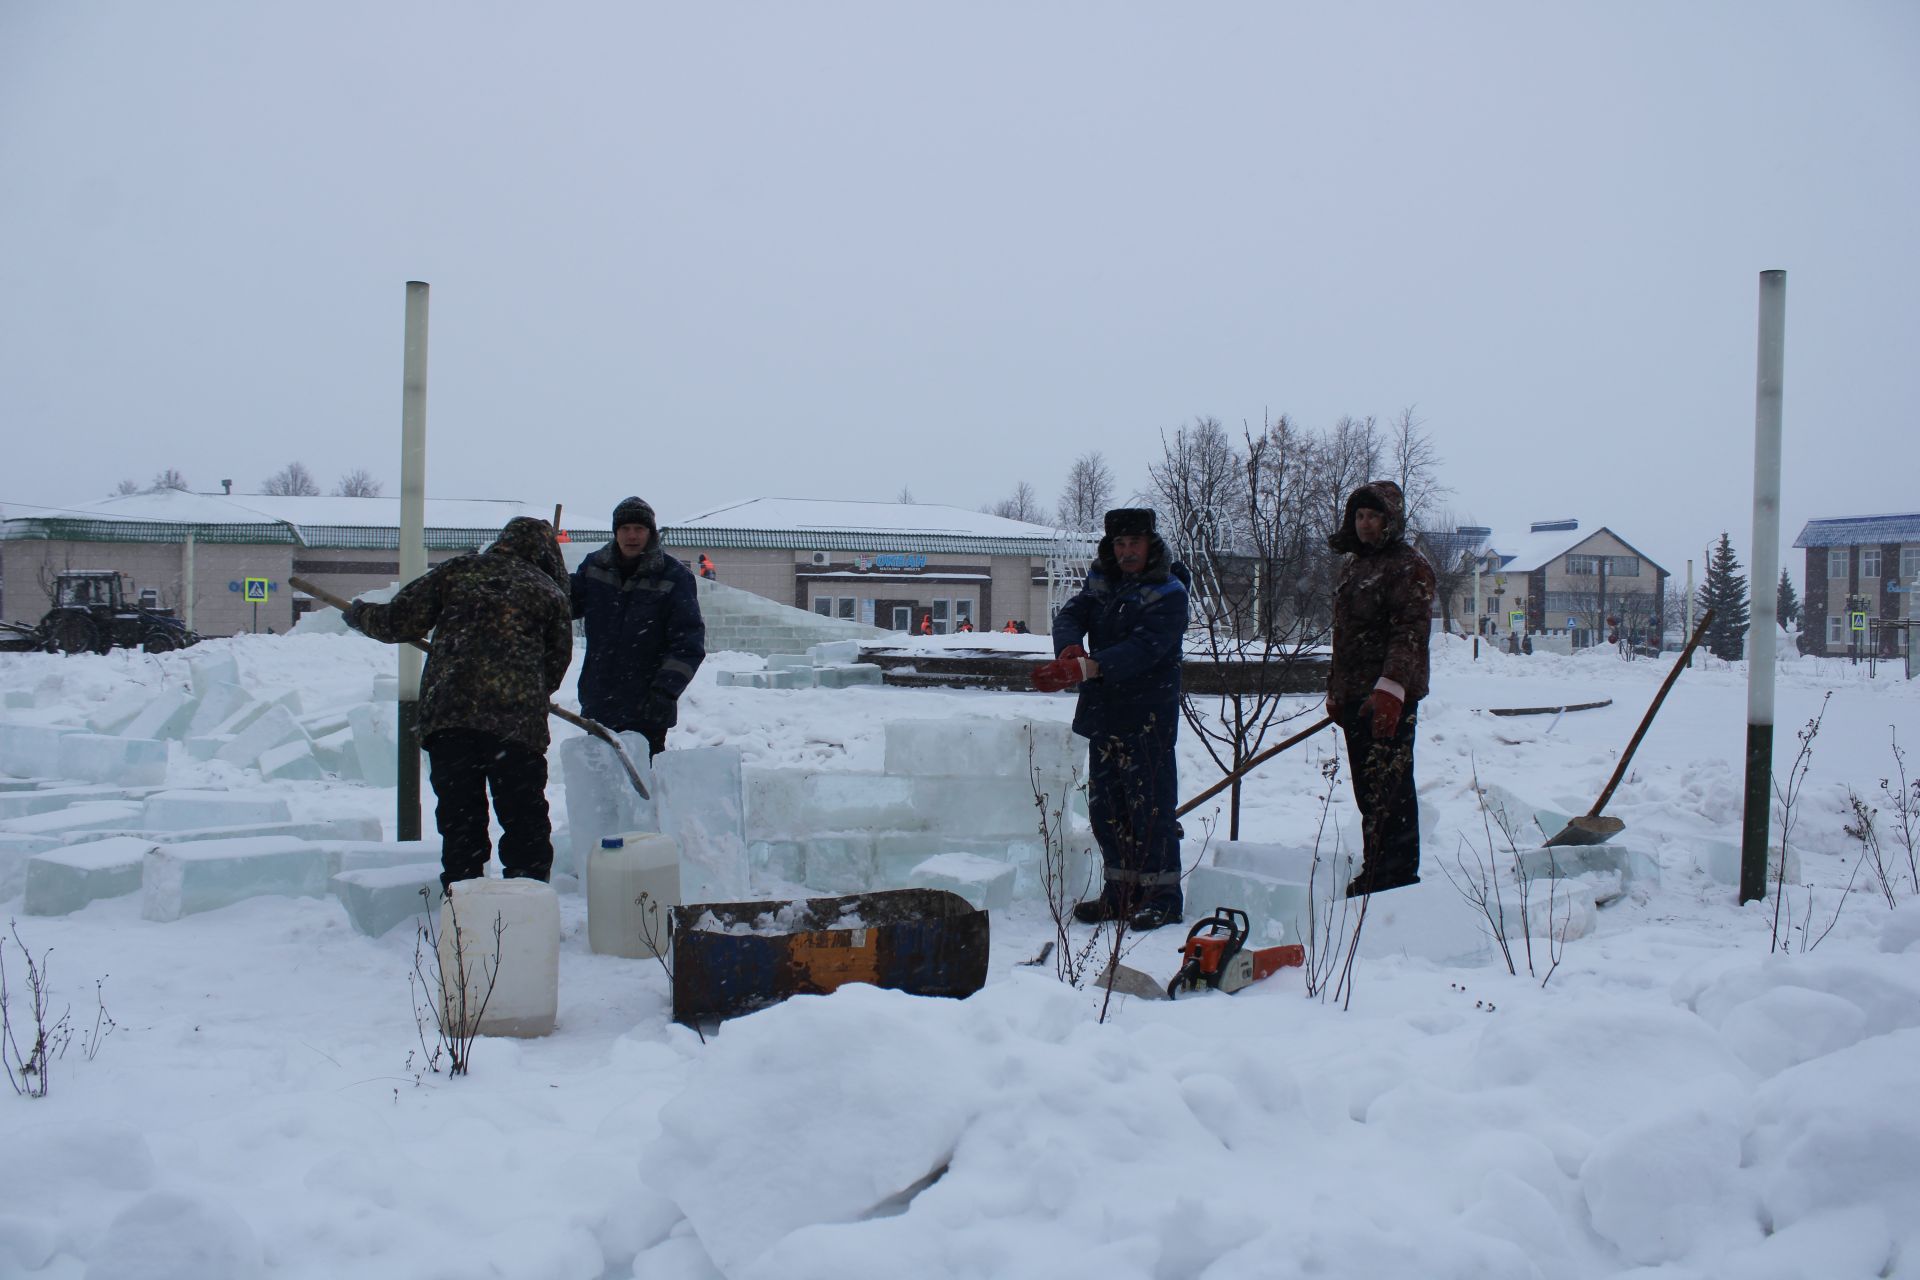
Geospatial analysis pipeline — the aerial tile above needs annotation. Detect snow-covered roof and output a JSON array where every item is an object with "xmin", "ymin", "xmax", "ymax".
[
  {"xmin": 1, "ymin": 490, "xmax": 556, "ymax": 550},
  {"xmin": 677, "ymin": 497, "xmax": 1058, "ymax": 540},
  {"xmin": 1489, "ymin": 523, "xmax": 1665, "ymax": 576},
  {"xmin": 49, "ymin": 490, "xmax": 547, "ymax": 529},
  {"xmin": 1490, "ymin": 526, "xmax": 1597, "ymax": 574},
  {"xmin": 662, "ymin": 497, "xmax": 1066, "ymax": 556},
  {"xmin": 1792, "ymin": 512, "xmax": 1920, "ymax": 548}
]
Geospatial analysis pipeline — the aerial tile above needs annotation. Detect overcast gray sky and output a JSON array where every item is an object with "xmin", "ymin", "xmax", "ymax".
[{"xmin": 4, "ymin": 2, "xmax": 1915, "ymax": 584}]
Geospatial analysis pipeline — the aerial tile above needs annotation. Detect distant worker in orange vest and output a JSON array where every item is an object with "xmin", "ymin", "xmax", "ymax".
[
  {"xmin": 698, "ymin": 554, "xmax": 717, "ymax": 580},
  {"xmin": 957, "ymin": 618, "xmax": 974, "ymax": 633},
  {"xmin": 919, "ymin": 614, "xmax": 933, "ymax": 635},
  {"xmin": 1003, "ymin": 620, "xmax": 1018, "ymax": 633}
]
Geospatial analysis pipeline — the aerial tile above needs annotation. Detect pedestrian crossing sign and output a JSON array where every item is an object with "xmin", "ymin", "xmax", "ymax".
[
  {"xmin": 1508, "ymin": 610, "xmax": 1524, "ymax": 630},
  {"xmin": 244, "ymin": 577, "xmax": 269, "ymax": 603},
  {"xmin": 1850, "ymin": 611, "xmax": 1867, "ymax": 632}
]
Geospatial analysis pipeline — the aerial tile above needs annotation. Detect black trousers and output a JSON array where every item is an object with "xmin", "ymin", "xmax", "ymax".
[
  {"xmin": 1338, "ymin": 699, "xmax": 1421, "ymax": 885},
  {"xmin": 1086, "ymin": 720, "xmax": 1183, "ymax": 913},
  {"xmin": 424, "ymin": 729, "xmax": 553, "ymax": 889}
]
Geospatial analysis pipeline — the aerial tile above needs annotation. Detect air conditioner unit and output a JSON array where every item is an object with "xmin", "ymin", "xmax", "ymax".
[{"xmin": 810, "ymin": 551, "xmax": 832, "ymax": 567}]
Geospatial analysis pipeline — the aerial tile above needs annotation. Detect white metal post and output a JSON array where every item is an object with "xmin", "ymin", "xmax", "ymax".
[
  {"xmin": 398, "ymin": 282, "xmax": 430, "ymax": 840},
  {"xmin": 1740, "ymin": 270, "xmax": 1786, "ymax": 903}
]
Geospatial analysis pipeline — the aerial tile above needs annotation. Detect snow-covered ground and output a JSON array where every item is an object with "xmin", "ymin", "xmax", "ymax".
[{"xmin": 2, "ymin": 632, "xmax": 1917, "ymax": 1279}]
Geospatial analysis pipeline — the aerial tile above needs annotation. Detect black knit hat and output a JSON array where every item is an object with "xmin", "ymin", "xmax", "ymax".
[
  {"xmin": 1104, "ymin": 508, "xmax": 1156, "ymax": 537},
  {"xmin": 612, "ymin": 496, "xmax": 656, "ymax": 531}
]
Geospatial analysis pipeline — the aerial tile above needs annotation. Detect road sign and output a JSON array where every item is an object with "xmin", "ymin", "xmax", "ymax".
[
  {"xmin": 1566, "ymin": 616, "xmax": 1578, "ymax": 629},
  {"xmin": 243, "ymin": 577, "xmax": 269, "ymax": 603},
  {"xmin": 1851, "ymin": 612, "xmax": 1868, "ymax": 632},
  {"xmin": 1508, "ymin": 610, "xmax": 1525, "ymax": 630}
]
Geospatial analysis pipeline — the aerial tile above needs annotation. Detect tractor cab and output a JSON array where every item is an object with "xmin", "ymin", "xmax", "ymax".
[
  {"xmin": 56, "ymin": 570, "xmax": 125, "ymax": 611},
  {"xmin": 41, "ymin": 570, "xmax": 196, "ymax": 655}
]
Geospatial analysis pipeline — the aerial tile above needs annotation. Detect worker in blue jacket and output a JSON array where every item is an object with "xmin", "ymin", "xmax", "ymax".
[
  {"xmin": 1033, "ymin": 507, "xmax": 1191, "ymax": 931},
  {"xmin": 571, "ymin": 496, "xmax": 706, "ymax": 756}
]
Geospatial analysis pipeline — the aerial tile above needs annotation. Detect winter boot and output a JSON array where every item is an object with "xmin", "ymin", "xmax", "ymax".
[
  {"xmin": 1128, "ymin": 900, "xmax": 1183, "ymax": 932},
  {"xmin": 1072, "ymin": 897, "xmax": 1125, "ymax": 925},
  {"xmin": 1344, "ymin": 866, "xmax": 1420, "ymax": 898}
]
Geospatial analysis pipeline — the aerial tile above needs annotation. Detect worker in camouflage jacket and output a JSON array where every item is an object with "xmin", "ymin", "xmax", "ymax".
[
  {"xmin": 1325, "ymin": 479, "xmax": 1436, "ymax": 897},
  {"xmin": 344, "ymin": 516, "xmax": 574, "ymax": 889},
  {"xmin": 571, "ymin": 496, "xmax": 706, "ymax": 757},
  {"xmin": 1034, "ymin": 507, "xmax": 1191, "ymax": 932}
]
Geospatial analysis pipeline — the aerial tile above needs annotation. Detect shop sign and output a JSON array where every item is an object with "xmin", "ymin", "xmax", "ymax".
[{"xmin": 873, "ymin": 554, "xmax": 927, "ymax": 571}]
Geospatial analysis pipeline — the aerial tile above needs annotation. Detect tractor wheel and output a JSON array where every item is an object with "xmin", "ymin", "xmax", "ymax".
[
  {"xmin": 142, "ymin": 627, "xmax": 184, "ymax": 654},
  {"xmin": 47, "ymin": 612, "xmax": 99, "ymax": 655}
]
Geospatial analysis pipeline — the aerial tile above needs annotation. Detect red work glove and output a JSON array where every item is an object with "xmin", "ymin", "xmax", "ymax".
[
  {"xmin": 1365, "ymin": 688, "xmax": 1403, "ymax": 740},
  {"xmin": 1031, "ymin": 644, "xmax": 1089, "ymax": 693}
]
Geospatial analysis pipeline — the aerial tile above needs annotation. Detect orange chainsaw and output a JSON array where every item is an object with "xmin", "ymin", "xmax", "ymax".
[{"xmin": 1165, "ymin": 908, "xmax": 1303, "ymax": 999}]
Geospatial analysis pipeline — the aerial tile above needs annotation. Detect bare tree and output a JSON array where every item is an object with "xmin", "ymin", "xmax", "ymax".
[
  {"xmin": 262, "ymin": 462, "xmax": 320, "ymax": 496},
  {"xmin": 1146, "ymin": 417, "xmax": 1246, "ymax": 626},
  {"xmin": 333, "ymin": 468, "xmax": 383, "ymax": 498},
  {"xmin": 151, "ymin": 468, "xmax": 189, "ymax": 492},
  {"xmin": 1412, "ymin": 510, "xmax": 1486, "ymax": 637},
  {"xmin": 1171, "ymin": 416, "xmax": 1327, "ymax": 837},
  {"xmin": 1385, "ymin": 406, "xmax": 1449, "ymax": 535},
  {"xmin": 112, "ymin": 479, "xmax": 141, "ymax": 496},
  {"xmin": 895, "ymin": 485, "xmax": 916, "ymax": 504},
  {"xmin": 1309, "ymin": 415, "xmax": 1380, "ymax": 538},
  {"xmin": 987, "ymin": 481, "xmax": 1046, "ymax": 524},
  {"xmin": 1056, "ymin": 451, "xmax": 1114, "ymax": 531}
]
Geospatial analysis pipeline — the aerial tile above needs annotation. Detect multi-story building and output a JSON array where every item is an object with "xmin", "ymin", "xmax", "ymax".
[
  {"xmin": 1792, "ymin": 512, "xmax": 1920, "ymax": 657},
  {"xmin": 1476, "ymin": 519, "xmax": 1668, "ymax": 649}
]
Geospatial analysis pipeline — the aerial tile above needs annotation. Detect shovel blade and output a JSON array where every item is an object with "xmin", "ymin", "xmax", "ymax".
[
  {"xmin": 1544, "ymin": 814, "xmax": 1625, "ymax": 847},
  {"xmin": 1098, "ymin": 962, "xmax": 1170, "ymax": 1001}
]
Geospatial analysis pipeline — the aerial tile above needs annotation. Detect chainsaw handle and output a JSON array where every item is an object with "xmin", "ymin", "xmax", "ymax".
[{"xmin": 1181, "ymin": 907, "xmax": 1249, "ymax": 952}]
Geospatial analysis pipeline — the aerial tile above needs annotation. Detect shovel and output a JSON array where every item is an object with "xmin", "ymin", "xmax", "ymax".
[
  {"xmin": 289, "ymin": 573, "xmax": 650, "ymax": 800},
  {"xmin": 1545, "ymin": 608, "xmax": 1714, "ymax": 847}
]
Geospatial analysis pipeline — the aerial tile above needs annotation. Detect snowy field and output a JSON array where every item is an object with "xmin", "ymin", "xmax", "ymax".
[{"xmin": 2, "ymin": 630, "xmax": 1918, "ymax": 1280}]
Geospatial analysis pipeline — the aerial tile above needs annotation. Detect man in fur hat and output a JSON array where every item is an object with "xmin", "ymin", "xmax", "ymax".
[
  {"xmin": 1326, "ymin": 479, "xmax": 1436, "ymax": 896},
  {"xmin": 1033, "ymin": 507, "xmax": 1192, "ymax": 931},
  {"xmin": 571, "ymin": 496, "xmax": 706, "ymax": 757}
]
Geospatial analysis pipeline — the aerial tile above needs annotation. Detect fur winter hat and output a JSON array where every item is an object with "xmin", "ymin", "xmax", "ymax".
[
  {"xmin": 1104, "ymin": 508, "xmax": 1156, "ymax": 537},
  {"xmin": 612, "ymin": 496, "xmax": 656, "ymax": 531}
]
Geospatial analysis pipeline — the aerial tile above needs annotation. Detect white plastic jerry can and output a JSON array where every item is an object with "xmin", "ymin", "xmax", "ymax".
[
  {"xmin": 436, "ymin": 878, "xmax": 560, "ymax": 1038},
  {"xmin": 587, "ymin": 832, "xmax": 682, "ymax": 959}
]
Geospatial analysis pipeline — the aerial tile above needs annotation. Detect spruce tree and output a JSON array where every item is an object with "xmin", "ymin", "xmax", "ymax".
[
  {"xmin": 1776, "ymin": 567, "xmax": 1799, "ymax": 631},
  {"xmin": 1696, "ymin": 532, "xmax": 1751, "ymax": 660}
]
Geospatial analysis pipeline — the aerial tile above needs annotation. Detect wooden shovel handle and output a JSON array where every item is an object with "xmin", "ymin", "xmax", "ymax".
[{"xmin": 1585, "ymin": 608, "xmax": 1715, "ymax": 818}]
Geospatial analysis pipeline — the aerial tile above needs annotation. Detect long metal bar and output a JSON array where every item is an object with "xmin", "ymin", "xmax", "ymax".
[{"xmin": 1176, "ymin": 715, "xmax": 1333, "ymax": 818}]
